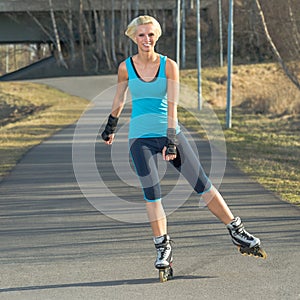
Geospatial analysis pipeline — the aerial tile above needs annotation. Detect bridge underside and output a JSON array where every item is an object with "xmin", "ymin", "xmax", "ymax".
[
  {"xmin": 0, "ymin": 13, "xmax": 50, "ymax": 43},
  {"xmin": 0, "ymin": 0, "xmax": 178, "ymax": 12},
  {"xmin": 0, "ymin": 1, "xmax": 215, "ymax": 79},
  {"xmin": 0, "ymin": 0, "xmax": 214, "ymax": 44}
]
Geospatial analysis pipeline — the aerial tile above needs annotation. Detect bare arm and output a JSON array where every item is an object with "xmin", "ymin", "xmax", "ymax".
[
  {"xmin": 165, "ymin": 58, "xmax": 179, "ymax": 129},
  {"xmin": 103, "ymin": 61, "xmax": 128, "ymax": 144},
  {"xmin": 111, "ymin": 61, "xmax": 128, "ymax": 117},
  {"xmin": 163, "ymin": 58, "xmax": 179, "ymax": 160}
]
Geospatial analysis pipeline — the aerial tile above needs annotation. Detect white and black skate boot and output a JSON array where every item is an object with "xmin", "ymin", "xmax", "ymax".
[
  {"xmin": 227, "ymin": 217, "xmax": 267, "ymax": 259},
  {"xmin": 153, "ymin": 234, "xmax": 173, "ymax": 282},
  {"xmin": 154, "ymin": 234, "xmax": 173, "ymax": 269}
]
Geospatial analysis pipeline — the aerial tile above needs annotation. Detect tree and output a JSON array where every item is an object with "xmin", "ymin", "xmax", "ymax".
[
  {"xmin": 111, "ymin": 0, "xmax": 118, "ymax": 67},
  {"xmin": 255, "ymin": 0, "xmax": 300, "ymax": 90},
  {"xmin": 49, "ymin": 0, "xmax": 68, "ymax": 68},
  {"xmin": 79, "ymin": 0, "xmax": 87, "ymax": 71},
  {"xmin": 66, "ymin": 0, "xmax": 76, "ymax": 62}
]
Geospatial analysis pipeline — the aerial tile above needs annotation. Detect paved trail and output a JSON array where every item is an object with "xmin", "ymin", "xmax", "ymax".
[{"xmin": 0, "ymin": 76, "xmax": 299, "ymax": 300}]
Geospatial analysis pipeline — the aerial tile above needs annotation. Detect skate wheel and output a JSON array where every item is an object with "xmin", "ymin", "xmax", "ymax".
[
  {"xmin": 238, "ymin": 246, "xmax": 267, "ymax": 259},
  {"xmin": 159, "ymin": 267, "xmax": 173, "ymax": 283},
  {"xmin": 257, "ymin": 248, "xmax": 267, "ymax": 259}
]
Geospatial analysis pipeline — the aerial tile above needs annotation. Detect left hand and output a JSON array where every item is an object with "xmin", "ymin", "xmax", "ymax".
[
  {"xmin": 103, "ymin": 133, "xmax": 115, "ymax": 145},
  {"xmin": 162, "ymin": 146, "xmax": 177, "ymax": 161}
]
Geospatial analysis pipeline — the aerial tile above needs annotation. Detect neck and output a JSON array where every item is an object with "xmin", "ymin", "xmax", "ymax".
[{"xmin": 136, "ymin": 51, "xmax": 158, "ymax": 64}]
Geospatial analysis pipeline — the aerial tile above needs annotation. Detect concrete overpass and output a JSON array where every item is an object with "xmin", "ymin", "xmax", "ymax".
[
  {"xmin": 0, "ymin": 0, "xmax": 215, "ymax": 80},
  {"xmin": 0, "ymin": 0, "xmax": 213, "ymax": 12},
  {"xmin": 0, "ymin": 0, "xmax": 214, "ymax": 43},
  {"xmin": 0, "ymin": 0, "xmax": 176, "ymax": 12}
]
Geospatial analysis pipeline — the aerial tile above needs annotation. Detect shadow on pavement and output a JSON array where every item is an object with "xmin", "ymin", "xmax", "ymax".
[{"xmin": 0, "ymin": 275, "xmax": 216, "ymax": 292}]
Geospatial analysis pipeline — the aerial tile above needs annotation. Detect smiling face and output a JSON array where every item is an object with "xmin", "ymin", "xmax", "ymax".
[{"xmin": 134, "ymin": 23, "xmax": 159, "ymax": 52}]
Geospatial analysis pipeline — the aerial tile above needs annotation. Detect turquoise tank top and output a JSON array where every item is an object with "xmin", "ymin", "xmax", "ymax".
[{"xmin": 125, "ymin": 54, "xmax": 180, "ymax": 139}]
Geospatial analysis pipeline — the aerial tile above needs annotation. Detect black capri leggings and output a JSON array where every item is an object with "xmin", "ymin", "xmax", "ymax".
[{"xmin": 129, "ymin": 132, "xmax": 212, "ymax": 202}]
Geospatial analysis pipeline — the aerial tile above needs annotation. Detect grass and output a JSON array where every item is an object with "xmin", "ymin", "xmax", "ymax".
[
  {"xmin": 0, "ymin": 62, "xmax": 299, "ymax": 205},
  {"xmin": 179, "ymin": 62, "xmax": 300, "ymax": 205},
  {"xmin": 180, "ymin": 63, "xmax": 300, "ymax": 114},
  {"xmin": 216, "ymin": 109, "xmax": 299, "ymax": 204},
  {"xmin": 0, "ymin": 82, "xmax": 89, "ymax": 180}
]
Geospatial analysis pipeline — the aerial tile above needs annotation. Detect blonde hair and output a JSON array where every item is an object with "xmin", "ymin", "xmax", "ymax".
[{"xmin": 125, "ymin": 15, "xmax": 162, "ymax": 43}]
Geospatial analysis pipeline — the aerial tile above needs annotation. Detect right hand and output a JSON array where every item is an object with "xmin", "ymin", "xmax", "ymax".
[
  {"xmin": 102, "ymin": 133, "xmax": 115, "ymax": 145},
  {"xmin": 101, "ymin": 114, "xmax": 119, "ymax": 144},
  {"xmin": 162, "ymin": 145, "xmax": 177, "ymax": 161}
]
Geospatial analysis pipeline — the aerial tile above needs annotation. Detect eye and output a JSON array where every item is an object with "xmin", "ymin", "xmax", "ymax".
[
  {"xmin": 138, "ymin": 33, "xmax": 144, "ymax": 37},
  {"xmin": 149, "ymin": 33, "xmax": 155, "ymax": 37}
]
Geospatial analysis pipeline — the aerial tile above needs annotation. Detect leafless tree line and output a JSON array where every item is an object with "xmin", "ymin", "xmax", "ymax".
[
  {"xmin": 202, "ymin": 0, "xmax": 300, "ymax": 90},
  {"xmin": 1, "ymin": 0, "xmax": 299, "ymax": 90},
  {"xmin": 23, "ymin": 0, "xmax": 174, "ymax": 73},
  {"xmin": 0, "ymin": 44, "xmax": 51, "ymax": 75},
  {"xmin": 255, "ymin": 0, "xmax": 300, "ymax": 90}
]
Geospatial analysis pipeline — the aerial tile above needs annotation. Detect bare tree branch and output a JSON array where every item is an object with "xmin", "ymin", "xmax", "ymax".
[
  {"xmin": 26, "ymin": 11, "xmax": 54, "ymax": 42},
  {"xmin": 255, "ymin": 0, "xmax": 300, "ymax": 90}
]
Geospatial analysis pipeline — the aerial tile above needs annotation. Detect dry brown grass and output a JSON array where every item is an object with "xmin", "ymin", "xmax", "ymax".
[
  {"xmin": 180, "ymin": 62, "xmax": 300, "ymax": 205},
  {"xmin": 0, "ymin": 64, "xmax": 299, "ymax": 204},
  {"xmin": 181, "ymin": 62, "xmax": 300, "ymax": 115},
  {"xmin": 0, "ymin": 82, "xmax": 88, "ymax": 180}
]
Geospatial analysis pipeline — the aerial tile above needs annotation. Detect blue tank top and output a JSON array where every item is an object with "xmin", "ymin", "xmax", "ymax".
[{"xmin": 125, "ymin": 54, "xmax": 180, "ymax": 139}]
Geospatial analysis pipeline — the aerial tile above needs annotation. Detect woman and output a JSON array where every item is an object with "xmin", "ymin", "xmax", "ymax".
[{"xmin": 102, "ymin": 15, "xmax": 265, "ymax": 273}]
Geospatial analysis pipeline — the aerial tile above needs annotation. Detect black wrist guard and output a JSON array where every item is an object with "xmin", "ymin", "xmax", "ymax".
[
  {"xmin": 166, "ymin": 128, "xmax": 177, "ymax": 155},
  {"xmin": 101, "ymin": 114, "xmax": 119, "ymax": 141}
]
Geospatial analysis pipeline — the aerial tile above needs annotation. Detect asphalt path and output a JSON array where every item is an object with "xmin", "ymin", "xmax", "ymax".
[{"xmin": 0, "ymin": 75, "xmax": 299, "ymax": 300}]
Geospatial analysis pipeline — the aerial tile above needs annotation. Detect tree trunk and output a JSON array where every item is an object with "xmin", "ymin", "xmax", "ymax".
[
  {"xmin": 287, "ymin": 0, "xmax": 300, "ymax": 53},
  {"xmin": 111, "ymin": 0, "xmax": 118, "ymax": 68},
  {"xmin": 91, "ymin": 2, "xmax": 102, "ymax": 72},
  {"xmin": 134, "ymin": 0, "xmax": 139, "ymax": 17},
  {"xmin": 67, "ymin": 0, "xmax": 76, "ymax": 62},
  {"xmin": 79, "ymin": 0, "xmax": 87, "ymax": 71},
  {"xmin": 127, "ymin": 1, "xmax": 132, "ymax": 57},
  {"xmin": 99, "ymin": 9, "xmax": 112, "ymax": 70},
  {"xmin": 49, "ymin": 0, "xmax": 68, "ymax": 68},
  {"xmin": 255, "ymin": 0, "xmax": 300, "ymax": 90}
]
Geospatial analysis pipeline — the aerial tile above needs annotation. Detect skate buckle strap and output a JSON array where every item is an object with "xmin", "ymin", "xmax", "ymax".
[
  {"xmin": 154, "ymin": 238, "xmax": 174, "ymax": 248},
  {"xmin": 154, "ymin": 235, "xmax": 174, "ymax": 260},
  {"xmin": 232, "ymin": 223, "xmax": 254, "ymax": 240},
  {"xmin": 228, "ymin": 217, "xmax": 246, "ymax": 234}
]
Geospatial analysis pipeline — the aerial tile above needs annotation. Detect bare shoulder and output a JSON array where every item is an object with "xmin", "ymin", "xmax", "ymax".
[
  {"xmin": 165, "ymin": 57, "xmax": 179, "ymax": 80},
  {"xmin": 118, "ymin": 61, "xmax": 128, "ymax": 82},
  {"xmin": 166, "ymin": 57, "xmax": 178, "ymax": 68}
]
